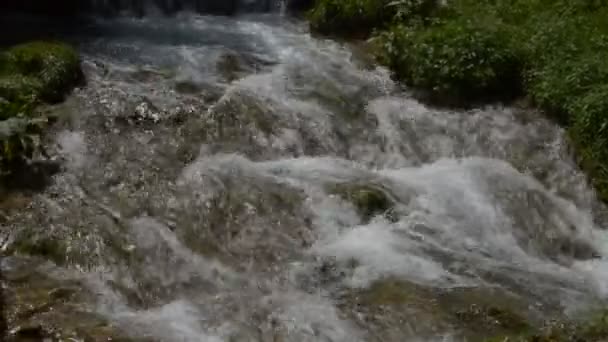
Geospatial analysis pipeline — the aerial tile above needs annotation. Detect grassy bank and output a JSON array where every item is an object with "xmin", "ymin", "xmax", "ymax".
[
  {"xmin": 308, "ymin": 0, "xmax": 608, "ymax": 201},
  {"xmin": 0, "ymin": 41, "xmax": 81, "ymax": 177}
]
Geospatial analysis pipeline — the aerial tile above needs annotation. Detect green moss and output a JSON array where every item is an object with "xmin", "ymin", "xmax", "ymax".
[
  {"xmin": 328, "ymin": 182, "xmax": 395, "ymax": 222},
  {"xmin": 0, "ymin": 41, "xmax": 81, "ymax": 177},
  {"xmin": 360, "ymin": 279, "xmax": 421, "ymax": 305},
  {"xmin": 483, "ymin": 310, "xmax": 608, "ymax": 342},
  {"xmin": 354, "ymin": 280, "xmax": 537, "ymax": 340},
  {"xmin": 1, "ymin": 41, "xmax": 82, "ymax": 103},
  {"xmin": 0, "ymin": 116, "xmax": 47, "ymax": 174},
  {"xmin": 377, "ymin": 17, "xmax": 522, "ymax": 104},
  {"xmin": 9, "ymin": 237, "xmax": 69, "ymax": 266}
]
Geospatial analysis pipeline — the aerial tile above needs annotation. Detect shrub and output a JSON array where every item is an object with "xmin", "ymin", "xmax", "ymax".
[
  {"xmin": 308, "ymin": 0, "xmax": 393, "ymax": 36},
  {"xmin": 526, "ymin": 54, "xmax": 608, "ymax": 123},
  {"xmin": 377, "ymin": 17, "xmax": 522, "ymax": 104},
  {"xmin": 568, "ymin": 85, "xmax": 608, "ymax": 200},
  {"xmin": 0, "ymin": 41, "xmax": 81, "ymax": 177},
  {"xmin": 1, "ymin": 41, "xmax": 82, "ymax": 103},
  {"xmin": 385, "ymin": 0, "xmax": 442, "ymax": 24}
]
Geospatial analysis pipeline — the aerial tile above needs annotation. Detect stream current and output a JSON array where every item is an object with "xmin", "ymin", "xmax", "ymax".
[{"xmin": 2, "ymin": 10, "xmax": 608, "ymax": 342}]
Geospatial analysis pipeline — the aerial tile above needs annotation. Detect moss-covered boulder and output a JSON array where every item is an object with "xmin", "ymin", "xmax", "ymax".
[
  {"xmin": 0, "ymin": 41, "xmax": 81, "ymax": 177},
  {"xmin": 342, "ymin": 278, "xmax": 539, "ymax": 341},
  {"xmin": 3, "ymin": 257, "xmax": 143, "ymax": 342},
  {"xmin": 0, "ymin": 41, "xmax": 82, "ymax": 103},
  {"xmin": 328, "ymin": 182, "xmax": 396, "ymax": 222}
]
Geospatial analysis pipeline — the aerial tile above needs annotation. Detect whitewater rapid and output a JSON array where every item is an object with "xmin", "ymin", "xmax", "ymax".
[{"xmin": 3, "ymin": 12, "xmax": 608, "ymax": 342}]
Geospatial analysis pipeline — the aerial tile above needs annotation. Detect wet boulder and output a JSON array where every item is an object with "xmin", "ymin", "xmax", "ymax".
[
  {"xmin": 3, "ymin": 257, "xmax": 140, "ymax": 342},
  {"xmin": 216, "ymin": 51, "xmax": 275, "ymax": 83},
  {"xmin": 492, "ymin": 184, "xmax": 600, "ymax": 264},
  {"xmin": 174, "ymin": 170, "xmax": 314, "ymax": 269},
  {"xmin": 328, "ymin": 182, "xmax": 396, "ymax": 222},
  {"xmin": 203, "ymin": 89, "xmax": 283, "ymax": 158},
  {"xmin": 0, "ymin": 41, "xmax": 82, "ymax": 103},
  {"xmin": 341, "ymin": 278, "xmax": 539, "ymax": 341}
]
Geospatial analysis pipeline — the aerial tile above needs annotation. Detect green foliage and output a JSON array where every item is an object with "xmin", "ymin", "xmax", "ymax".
[
  {"xmin": 0, "ymin": 41, "xmax": 81, "ymax": 177},
  {"xmin": 567, "ymin": 85, "xmax": 608, "ymax": 200},
  {"xmin": 378, "ymin": 17, "xmax": 521, "ymax": 104},
  {"xmin": 385, "ymin": 0, "xmax": 441, "ymax": 23},
  {"xmin": 525, "ymin": 54, "xmax": 608, "ymax": 122},
  {"xmin": 308, "ymin": 0, "xmax": 393, "ymax": 36},
  {"xmin": 1, "ymin": 41, "xmax": 82, "ymax": 103}
]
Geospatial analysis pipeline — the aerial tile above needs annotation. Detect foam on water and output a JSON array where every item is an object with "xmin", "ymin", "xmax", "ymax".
[{"xmin": 5, "ymin": 11, "xmax": 608, "ymax": 342}]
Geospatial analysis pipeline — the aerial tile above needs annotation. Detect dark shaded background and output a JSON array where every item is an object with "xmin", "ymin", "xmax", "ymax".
[{"xmin": 0, "ymin": 258, "xmax": 5, "ymax": 341}]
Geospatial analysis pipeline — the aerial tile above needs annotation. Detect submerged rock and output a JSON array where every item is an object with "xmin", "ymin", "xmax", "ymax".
[
  {"xmin": 216, "ymin": 51, "xmax": 274, "ymax": 83},
  {"xmin": 206, "ymin": 89, "xmax": 281, "ymax": 147},
  {"xmin": 2, "ymin": 257, "xmax": 140, "ymax": 342},
  {"xmin": 328, "ymin": 182, "xmax": 396, "ymax": 222},
  {"xmin": 175, "ymin": 171, "xmax": 314, "ymax": 269},
  {"xmin": 341, "ymin": 278, "xmax": 540, "ymax": 341}
]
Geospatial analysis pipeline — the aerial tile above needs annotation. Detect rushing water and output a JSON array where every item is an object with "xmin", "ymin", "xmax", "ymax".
[{"xmin": 3, "ymin": 11, "xmax": 608, "ymax": 342}]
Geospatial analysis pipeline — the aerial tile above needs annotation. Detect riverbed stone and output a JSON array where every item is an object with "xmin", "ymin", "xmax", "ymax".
[
  {"xmin": 328, "ymin": 182, "xmax": 396, "ymax": 222},
  {"xmin": 340, "ymin": 278, "xmax": 540, "ymax": 341},
  {"xmin": 2, "ymin": 257, "xmax": 141, "ymax": 342}
]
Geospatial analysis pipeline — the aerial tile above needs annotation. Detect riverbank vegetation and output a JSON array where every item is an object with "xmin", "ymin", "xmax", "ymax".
[
  {"xmin": 0, "ymin": 41, "xmax": 81, "ymax": 178},
  {"xmin": 309, "ymin": 0, "xmax": 608, "ymax": 202}
]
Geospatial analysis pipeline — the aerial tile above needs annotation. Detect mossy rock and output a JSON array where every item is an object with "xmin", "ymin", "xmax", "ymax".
[
  {"xmin": 7, "ymin": 236, "xmax": 69, "ymax": 266},
  {"xmin": 0, "ymin": 75, "xmax": 43, "ymax": 105},
  {"xmin": 358, "ymin": 278, "xmax": 432, "ymax": 306},
  {"xmin": 328, "ymin": 182, "xmax": 396, "ymax": 222},
  {"xmin": 0, "ymin": 41, "xmax": 81, "ymax": 178},
  {"xmin": 484, "ymin": 310, "xmax": 608, "ymax": 341},
  {"xmin": 352, "ymin": 279, "xmax": 538, "ymax": 341},
  {"xmin": 0, "ymin": 116, "xmax": 47, "ymax": 175},
  {"xmin": 3, "ymin": 259, "xmax": 144, "ymax": 342},
  {"xmin": 0, "ymin": 41, "xmax": 82, "ymax": 103},
  {"xmin": 208, "ymin": 91, "xmax": 278, "ymax": 136}
]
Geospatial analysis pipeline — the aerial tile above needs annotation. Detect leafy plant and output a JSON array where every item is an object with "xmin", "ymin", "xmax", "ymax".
[
  {"xmin": 308, "ymin": 0, "xmax": 393, "ymax": 36},
  {"xmin": 1, "ymin": 41, "xmax": 82, "ymax": 103},
  {"xmin": 0, "ymin": 41, "xmax": 81, "ymax": 177},
  {"xmin": 378, "ymin": 17, "xmax": 522, "ymax": 103}
]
